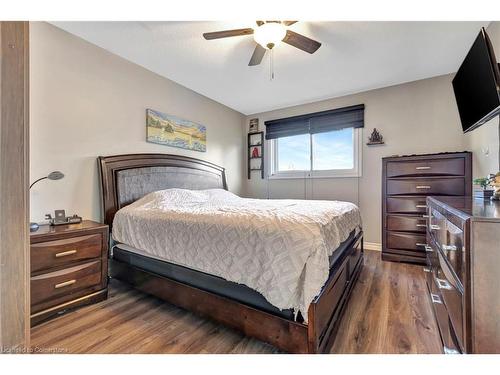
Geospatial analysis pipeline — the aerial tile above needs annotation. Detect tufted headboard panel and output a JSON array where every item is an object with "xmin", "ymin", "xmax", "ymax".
[{"xmin": 98, "ymin": 154, "xmax": 227, "ymax": 227}]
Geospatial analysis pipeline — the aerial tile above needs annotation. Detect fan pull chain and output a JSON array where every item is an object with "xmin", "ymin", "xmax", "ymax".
[{"xmin": 270, "ymin": 48, "xmax": 275, "ymax": 81}]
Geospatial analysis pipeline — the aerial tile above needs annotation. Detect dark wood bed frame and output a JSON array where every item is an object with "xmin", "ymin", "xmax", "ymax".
[{"xmin": 98, "ymin": 153, "xmax": 364, "ymax": 353}]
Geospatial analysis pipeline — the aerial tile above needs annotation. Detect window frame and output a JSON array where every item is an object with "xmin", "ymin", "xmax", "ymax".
[{"xmin": 267, "ymin": 128, "xmax": 362, "ymax": 179}]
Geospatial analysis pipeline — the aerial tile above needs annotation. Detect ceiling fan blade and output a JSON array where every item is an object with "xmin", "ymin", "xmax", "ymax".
[
  {"xmin": 282, "ymin": 21, "xmax": 298, "ymax": 26},
  {"xmin": 248, "ymin": 44, "xmax": 266, "ymax": 66},
  {"xmin": 282, "ymin": 30, "xmax": 321, "ymax": 54},
  {"xmin": 203, "ymin": 28, "xmax": 254, "ymax": 40},
  {"xmin": 256, "ymin": 21, "xmax": 265, "ymax": 26}
]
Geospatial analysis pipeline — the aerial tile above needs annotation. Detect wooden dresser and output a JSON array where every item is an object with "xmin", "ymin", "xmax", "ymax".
[
  {"xmin": 425, "ymin": 196, "xmax": 500, "ymax": 353},
  {"xmin": 30, "ymin": 220, "xmax": 109, "ymax": 325},
  {"xmin": 382, "ymin": 152, "xmax": 472, "ymax": 264}
]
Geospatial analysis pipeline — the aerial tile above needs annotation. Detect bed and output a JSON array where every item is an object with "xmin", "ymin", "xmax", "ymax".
[{"xmin": 99, "ymin": 153, "xmax": 364, "ymax": 353}]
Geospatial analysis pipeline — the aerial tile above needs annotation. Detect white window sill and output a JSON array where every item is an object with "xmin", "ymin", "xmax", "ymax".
[{"xmin": 268, "ymin": 172, "xmax": 362, "ymax": 180}]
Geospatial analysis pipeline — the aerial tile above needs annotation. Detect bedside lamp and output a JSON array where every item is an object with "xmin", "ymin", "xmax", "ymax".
[{"xmin": 30, "ymin": 171, "xmax": 65, "ymax": 232}]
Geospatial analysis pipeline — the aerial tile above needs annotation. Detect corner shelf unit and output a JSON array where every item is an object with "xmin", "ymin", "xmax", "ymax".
[{"xmin": 248, "ymin": 131, "xmax": 264, "ymax": 179}]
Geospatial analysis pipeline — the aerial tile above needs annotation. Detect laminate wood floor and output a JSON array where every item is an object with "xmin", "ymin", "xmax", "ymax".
[{"xmin": 31, "ymin": 250, "xmax": 442, "ymax": 354}]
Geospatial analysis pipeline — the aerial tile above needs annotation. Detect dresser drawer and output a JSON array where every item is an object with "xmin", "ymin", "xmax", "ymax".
[
  {"xmin": 429, "ymin": 208, "xmax": 447, "ymax": 246},
  {"xmin": 429, "ymin": 276, "xmax": 462, "ymax": 354},
  {"xmin": 31, "ymin": 260, "xmax": 102, "ymax": 306},
  {"xmin": 386, "ymin": 231, "xmax": 427, "ymax": 252},
  {"xmin": 425, "ymin": 235, "xmax": 440, "ymax": 270},
  {"xmin": 387, "ymin": 178, "xmax": 465, "ymax": 196},
  {"xmin": 31, "ymin": 233, "xmax": 102, "ymax": 273},
  {"xmin": 386, "ymin": 158, "xmax": 465, "ymax": 178},
  {"xmin": 429, "ymin": 208, "xmax": 465, "ymax": 287},
  {"xmin": 387, "ymin": 215, "xmax": 427, "ymax": 233},
  {"xmin": 386, "ymin": 197, "xmax": 429, "ymax": 214},
  {"xmin": 435, "ymin": 250, "xmax": 464, "ymax": 351}
]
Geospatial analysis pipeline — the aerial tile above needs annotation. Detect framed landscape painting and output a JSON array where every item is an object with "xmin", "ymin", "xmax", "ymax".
[{"xmin": 146, "ymin": 108, "xmax": 207, "ymax": 152}]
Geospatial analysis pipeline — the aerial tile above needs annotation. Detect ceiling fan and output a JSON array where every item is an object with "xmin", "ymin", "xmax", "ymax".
[{"xmin": 202, "ymin": 21, "xmax": 321, "ymax": 66}]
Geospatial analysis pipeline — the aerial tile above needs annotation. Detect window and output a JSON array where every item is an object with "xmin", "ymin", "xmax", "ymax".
[{"xmin": 269, "ymin": 127, "xmax": 361, "ymax": 178}]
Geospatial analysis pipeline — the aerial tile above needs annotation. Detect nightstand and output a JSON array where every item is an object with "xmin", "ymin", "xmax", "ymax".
[{"xmin": 30, "ymin": 220, "xmax": 109, "ymax": 326}]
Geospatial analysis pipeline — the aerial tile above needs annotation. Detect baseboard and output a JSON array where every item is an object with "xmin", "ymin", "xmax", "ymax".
[{"xmin": 364, "ymin": 242, "xmax": 381, "ymax": 251}]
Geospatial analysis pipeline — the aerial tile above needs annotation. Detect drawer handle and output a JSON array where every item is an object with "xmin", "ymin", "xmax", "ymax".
[
  {"xmin": 443, "ymin": 346, "xmax": 460, "ymax": 354},
  {"xmin": 424, "ymin": 245, "xmax": 433, "ymax": 253},
  {"xmin": 436, "ymin": 278, "xmax": 453, "ymax": 290},
  {"xmin": 54, "ymin": 279, "xmax": 76, "ymax": 289},
  {"xmin": 415, "ymin": 243, "xmax": 427, "ymax": 248},
  {"xmin": 416, "ymin": 204, "xmax": 427, "ymax": 208},
  {"xmin": 430, "ymin": 293, "xmax": 442, "ymax": 304},
  {"xmin": 422, "ymin": 215, "xmax": 430, "ymax": 218},
  {"xmin": 416, "ymin": 166, "xmax": 431, "ymax": 170},
  {"xmin": 430, "ymin": 224, "xmax": 440, "ymax": 230},
  {"xmin": 423, "ymin": 267, "xmax": 431, "ymax": 273},
  {"xmin": 416, "ymin": 224, "xmax": 427, "ymax": 228},
  {"xmin": 416, "ymin": 185, "xmax": 431, "ymax": 189},
  {"xmin": 55, "ymin": 249, "xmax": 77, "ymax": 258},
  {"xmin": 441, "ymin": 244, "xmax": 457, "ymax": 252}
]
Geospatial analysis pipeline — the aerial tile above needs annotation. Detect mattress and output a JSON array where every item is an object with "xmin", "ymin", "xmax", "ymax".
[
  {"xmin": 112, "ymin": 230, "xmax": 357, "ymax": 322},
  {"xmin": 112, "ymin": 188, "xmax": 362, "ymax": 320}
]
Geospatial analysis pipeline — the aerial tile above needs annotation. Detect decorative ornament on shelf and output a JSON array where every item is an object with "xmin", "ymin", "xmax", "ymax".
[
  {"xmin": 249, "ymin": 118, "xmax": 259, "ymax": 133},
  {"xmin": 367, "ymin": 128, "xmax": 384, "ymax": 145},
  {"xmin": 251, "ymin": 147, "xmax": 260, "ymax": 158}
]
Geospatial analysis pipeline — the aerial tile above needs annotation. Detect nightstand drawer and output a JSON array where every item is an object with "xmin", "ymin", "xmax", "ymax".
[
  {"xmin": 31, "ymin": 260, "xmax": 102, "ymax": 306},
  {"xmin": 31, "ymin": 233, "xmax": 102, "ymax": 273}
]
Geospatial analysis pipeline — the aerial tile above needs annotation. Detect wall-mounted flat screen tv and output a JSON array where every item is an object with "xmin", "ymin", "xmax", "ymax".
[{"xmin": 452, "ymin": 28, "xmax": 500, "ymax": 133}]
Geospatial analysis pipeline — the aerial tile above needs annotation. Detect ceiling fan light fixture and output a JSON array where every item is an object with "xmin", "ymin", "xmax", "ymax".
[{"xmin": 253, "ymin": 22, "xmax": 286, "ymax": 50}]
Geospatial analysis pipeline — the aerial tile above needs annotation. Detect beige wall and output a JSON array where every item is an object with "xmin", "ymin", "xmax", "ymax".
[
  {"xmin": 29, "ymin": 22, "xmax": 245, "ymax": 223},
  {"xmin": 464, "ymin": 21, "xmax": 500, "ymax": 177},
  {"xmin": 244, "ymin": 74, "xmax": 468, "ymax": 245}
]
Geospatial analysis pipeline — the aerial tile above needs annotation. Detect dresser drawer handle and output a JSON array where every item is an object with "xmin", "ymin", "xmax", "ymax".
[
  {"xmin": 430, "ymin": 293, "xmax": 442, "ymax": 304},
  {"xmin": 424, "ymin": 245, "xmax": 433, "ymax": 253},
  {"xmin": 423, "ymin": 267, "xmax": 431, "ymax": 273},
  {"xmin": 416, "ymin": 166, "xmax": 431, "ymax": 170},
  {"xmin": 422, "ymin": 215, "xmax": 429, "ymax": 218},
  {"xmin": 430, "ymin": 224, "xmax": 440, "ymax": 230},
  {"xmin": 416, "ymin": 224, "xmax": 427, "ymax": 228},
  {"xmin": 415, "ymin": 243, "xmax": 427, "ymax": 248},
  {"xmin": 54, "ymin": 279, "xmax": 76, "ymax": 289},
  {"xmin": 55, "ymin": 249, "xmax": 77, "ymax": 258},
  {"xmin": 436, "ymin": 278, "xmax": 453, "ymax": 290},
  {"xmin": 416, "ymin": 185, "xmax": 431, "ymax": 189},
  {"xmin": 441, "ymin": 244, "xmax": 457, "ymax": 252},
  {"xmin": 416, "ymin": 204, "xmax": 427, "ymax": 208}
]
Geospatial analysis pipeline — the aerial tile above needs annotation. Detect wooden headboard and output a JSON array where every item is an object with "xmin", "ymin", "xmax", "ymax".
[{"xmin": 98, "ymin": 153, "xmax": 227, "ymax": 227}]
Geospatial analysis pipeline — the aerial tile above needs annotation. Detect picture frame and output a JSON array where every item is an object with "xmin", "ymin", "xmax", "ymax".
[{"xmin": 146, "ymin": 108, "xmax": 207, "ymax": 152}]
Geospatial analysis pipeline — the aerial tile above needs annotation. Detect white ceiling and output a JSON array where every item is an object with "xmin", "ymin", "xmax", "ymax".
[{"xmin": 52, "ymin": 21, "xmax": 489, "ymax": 115}]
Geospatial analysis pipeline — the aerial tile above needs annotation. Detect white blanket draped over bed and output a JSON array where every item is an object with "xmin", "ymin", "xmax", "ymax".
[{"xmin": 112, "ymin": 188, "xmax": 361, "ymax": 321}]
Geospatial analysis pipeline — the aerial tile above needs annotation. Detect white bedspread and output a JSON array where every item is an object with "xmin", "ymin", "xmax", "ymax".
[{"xmin": 112, "ymin": 188, "xmax": 361, "ymax": 321}]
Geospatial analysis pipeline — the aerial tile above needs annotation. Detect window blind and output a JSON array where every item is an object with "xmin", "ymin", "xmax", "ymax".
[{"xmin": 264, "ymin": 104, "xmax": 364, "ymax": 140}]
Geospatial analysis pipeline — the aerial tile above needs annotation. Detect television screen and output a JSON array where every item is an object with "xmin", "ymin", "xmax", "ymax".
[{"xmin": 452, "ymin": 28, "xmax": 500, "ymax": 133}]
